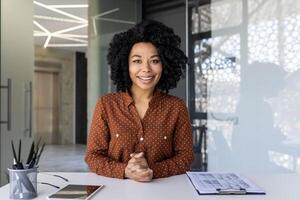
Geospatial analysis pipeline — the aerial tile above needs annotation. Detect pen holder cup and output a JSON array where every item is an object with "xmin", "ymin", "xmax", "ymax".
[{"xmin": 8, "ymin": 167, "xmax": 37, "ymax": 199}]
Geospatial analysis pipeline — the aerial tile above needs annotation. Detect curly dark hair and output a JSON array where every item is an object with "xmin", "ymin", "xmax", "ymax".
[{"xmin": 107, "ymin": 20, "xmax": 188, "ymax": 93}]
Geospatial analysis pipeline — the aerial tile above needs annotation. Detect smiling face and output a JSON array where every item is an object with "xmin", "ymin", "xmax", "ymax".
[{"xmin": 128, "ymin": 42, "xmax": 162, "ymax": 93}]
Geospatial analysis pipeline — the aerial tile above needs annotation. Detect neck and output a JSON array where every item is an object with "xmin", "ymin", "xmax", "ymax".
[{"xmin": 130, "ymin": 86, "xmax": 154, "ymax": 103}]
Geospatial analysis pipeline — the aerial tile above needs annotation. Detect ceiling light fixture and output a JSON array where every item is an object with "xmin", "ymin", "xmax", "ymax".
[
  {"xmin": 98, "ymin": 17, "xmax": 136, "ymax": 25},
  {"xmin": 34, "ymin": 32, "xmax": 87, "ymax": 39},
  {"xmin": 49, "ymin": 4, "xmax": 88, "ymax": 8},
  {"xmin": 52, "ymin": 35, "xmax": 87, "ymax": 43},
  {"xmin": 94, "ymin": 8, "xmax": 120, "ymax": 18},
  {"xmin": 47, "ymin": 43, "xmax": 88, "ymax": 47},
  {"xmin": 34, "ymin": 20, "xmax": 50, "ymax": 34},
  {"xmin": 34, "ymin": 1, "xmax": 89, "ymax": 49},
  {"xmin": 92, "ymin": 8, "xmax": 136, "ymax": 35},
  {"xmin": 92, "ymin": 8, "xmax": 120, "ymax": 35},
  {"xmin": 44, "ymin": 35, "xmax": 52, "ymax": 48},
  {"xmin": 34, "ymin": 1, "xmax": 87, "ymax": 23},
  {"xmin": 55, "ymin": 33, "xmax": 87, "ymax": 38},
  {"xmin": 53, "ymin": 24, "xmax": 88, "ymax": 35},
  {"xmin": 34, "ymin": 15, "xmax": 85, "ymax": 24}
]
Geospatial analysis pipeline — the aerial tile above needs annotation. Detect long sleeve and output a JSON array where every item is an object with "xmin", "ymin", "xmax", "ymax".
[
  {"xmin": 84, "ymin": 98, "xmax": 127, "ymax": 178},
  {"xmin": 150, "ymin": 102, "xmax": 194, "ymax": 178}
]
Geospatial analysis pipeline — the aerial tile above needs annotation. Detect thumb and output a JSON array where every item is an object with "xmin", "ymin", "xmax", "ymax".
[{"xmin": 135, "ymin": 152, "xmax": 144, "ymax": 158}]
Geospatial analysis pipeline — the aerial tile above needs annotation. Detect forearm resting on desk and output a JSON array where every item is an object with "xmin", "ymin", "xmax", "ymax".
[
  {"xmin": 85, "ymin": 151, "xmax": 127, "ymax": 179},
  {"xmin": 150, "ymin": 152, "xmax": 194, "ymax": 178}
]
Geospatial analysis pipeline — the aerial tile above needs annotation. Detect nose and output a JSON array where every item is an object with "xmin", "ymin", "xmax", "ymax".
[{"xmin": 141, "ymin": 61, "xmax": 151, "ymax": 72}]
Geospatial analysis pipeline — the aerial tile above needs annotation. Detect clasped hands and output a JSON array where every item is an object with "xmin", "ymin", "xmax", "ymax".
[{"xmin": 125, "ymin": 152, "xmax": 153, "ymax": 182}]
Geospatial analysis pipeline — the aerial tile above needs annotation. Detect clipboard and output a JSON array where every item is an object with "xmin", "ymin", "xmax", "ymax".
[{"xmin": 186, "ymin": 172, "xmax": 266, "ymax": 195}]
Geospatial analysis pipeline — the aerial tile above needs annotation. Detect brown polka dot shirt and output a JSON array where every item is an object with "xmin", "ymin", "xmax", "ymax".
[{"xmin": 85, "ymin": 90, "xmax": 194, "ymax": 179}]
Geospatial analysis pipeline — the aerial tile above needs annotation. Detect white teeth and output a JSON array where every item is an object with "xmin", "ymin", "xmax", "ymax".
[{"xmin": 138, "ymin": 76, "xmax": 153, "ymax": 80}]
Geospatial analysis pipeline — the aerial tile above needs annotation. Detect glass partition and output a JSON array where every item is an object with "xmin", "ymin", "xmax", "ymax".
[
  {"xmin": 87, "ymin": 0, "xmax": 141, "ymax": 125},
  {"xmin": 190, "ymin": 0, "xmax": 300, "ymax": 173}
]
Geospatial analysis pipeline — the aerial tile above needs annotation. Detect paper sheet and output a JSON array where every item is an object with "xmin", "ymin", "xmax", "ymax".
[{"xmin": 186, "ymin": 172, "xmax": 265, "ymax": 194}]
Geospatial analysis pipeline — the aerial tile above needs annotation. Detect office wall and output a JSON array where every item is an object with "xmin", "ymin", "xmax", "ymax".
[{"xmin": 0, "ymin": 0, "xmax": 34, "ymax": 185}]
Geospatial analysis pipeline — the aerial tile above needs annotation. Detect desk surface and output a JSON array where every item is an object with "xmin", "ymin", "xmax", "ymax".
[{"xmin": 1, "ymin": 172, "xmax": 299, "ymax": 200}]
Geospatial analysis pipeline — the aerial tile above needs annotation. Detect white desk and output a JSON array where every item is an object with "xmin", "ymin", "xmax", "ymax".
[{"xmin": 0, "ymin": 172, "xmax": 300, "ymax": 200}]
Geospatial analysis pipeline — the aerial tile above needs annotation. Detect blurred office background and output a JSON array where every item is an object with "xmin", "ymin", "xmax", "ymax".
[{"xmin": 1, "ymin": 0, "xmax": 300, "ymax": 185}]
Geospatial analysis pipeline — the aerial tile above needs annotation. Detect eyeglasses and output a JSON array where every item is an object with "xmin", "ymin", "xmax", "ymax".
[
  {"xmin": 41, "ymin": 173, "xmax": 69, "ymax": 182},
  {"xmin": 36, "ymin": 181, "xmax": 60, "ymax": 189},
  {"xmin": 37, "ymin": 172, "xmax": 69, "ymax": 189}
]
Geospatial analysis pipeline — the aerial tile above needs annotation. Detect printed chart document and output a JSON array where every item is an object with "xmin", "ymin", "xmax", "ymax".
[{"xmin": 186, "ymin": 172, "xmax": 265, "ymax": 195}]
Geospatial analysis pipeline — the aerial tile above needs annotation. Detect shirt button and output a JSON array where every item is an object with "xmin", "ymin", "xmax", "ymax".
[
  {"xmin": 140, "ymin": 137, "xmax": 144, "ymax": 141},
  {"xmin": 116, "ymin": 134, "xmax": 119, "ymax": 138},
  {"xmin": 164, "ymin": 136, "xmax": 167, "ymax": 140}
]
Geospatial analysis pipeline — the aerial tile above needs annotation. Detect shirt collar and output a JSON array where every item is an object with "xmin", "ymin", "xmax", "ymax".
[
  {"xmin": 122, "ymin": 90, "xmax": 165, "ymax": 108},
  {"xmin": 122, "ymin": 91, "xmax": 134, "ymax": 107}
]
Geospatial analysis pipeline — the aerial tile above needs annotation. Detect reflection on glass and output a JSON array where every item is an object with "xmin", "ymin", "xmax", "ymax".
[
  {"xmin": 203, "ymin": 0, "xmax": 300, "ymax": 173},
  {"xmin": 193, "ymin": 35, "xmax": 240, "ymax": 113},
  {"xmin": 270, "ymin": 69, "xmax": 300, "ymax": 143},
  {"xmin": 191, "ymin": 0, "xmax": 242, "ymax": 34},
  {"xmin": 248, "ymin": 20, "xmax": 279, "ymax": 64},
  {"xmin": 283, "ymin": 15, "xmax": 300, "ymax": 72},
  {"xmin": 192, "ymin": 119, "xmax": 207, "ymax": 151},
  {"xmin": 191, "ymin": 7, "xmax": 200, "ymax": 34}
]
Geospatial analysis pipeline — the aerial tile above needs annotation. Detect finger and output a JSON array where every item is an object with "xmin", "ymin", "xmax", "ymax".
[
  {"xmin": 134, "ymin": 152, "xmax": 144, "ymax": 158},
  {"xmin": 130, "ymin": 152, "xmax": 144, "ymax": 158},
  {"xmin": 127, "ymin": 165, "xmax": 145, "ymax": 175},
  {"xmin": 126, "ymin": 161, "xmax": 142, "ymax": 172},
  {"xmin": 130, "ymin": 157, "xmax": 147, "ymax": 164},
  {"xmin": 128, "ymin": 168, "xmax": 153, "ymax": 182},
  {"xmin": 128, "ymin": 157, "xmax": 140, "ymax": 165},
  {"xmin": 129, "ymin": 160, "xmax": 149, "ymax": 169},
  {"xmin": 128, "ymin": 168, "xmax": 146, "ymax": 180},
  {"xmin": 134, "ymin": 169, "xmax": 153, "ymax": 182},
  {"xmin": 130, "ymin": 152, "xmax": 143, "ymax": 157},
  {"xmin": 128, "ymin": 155, "xmax": 139, "ymax": 163},
  {"xmin": 133, "ymin": 167, "xmax": 152, "ymax": 176},
  {"xmin": 128, "ymin": 156, "xmax": 147, "ymax": 164},
  {"xmin": 127, "ymin": 163, "xmax": 150, "ymax": 175},
  {"xmin": 131, "ymin": 164, "xmax": 147, "ymax": 172},
  {"xmin": 130, "ymin": 168, "xmax": 137, "ymax": 174}
]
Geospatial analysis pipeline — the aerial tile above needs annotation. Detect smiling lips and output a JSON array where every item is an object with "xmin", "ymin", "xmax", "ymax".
[{"xmin": 137, "ymin": 76, "xmax": 155, "ymax": 84}]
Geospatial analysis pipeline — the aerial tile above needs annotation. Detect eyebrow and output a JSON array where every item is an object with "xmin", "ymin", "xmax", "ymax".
[{"xmin": 130, "ymin": 54, "xmax": 160, "ymax": 59}]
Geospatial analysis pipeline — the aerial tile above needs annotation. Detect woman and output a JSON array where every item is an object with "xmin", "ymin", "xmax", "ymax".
[{"xmin": 85, "ymin": 20, "xmax": 194, "ymax": 182}]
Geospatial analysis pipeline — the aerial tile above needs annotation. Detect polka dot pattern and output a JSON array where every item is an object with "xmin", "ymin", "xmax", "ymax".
[{"xmin": 85, "ymin": 91, "xmax": 194, "ymax": 179}]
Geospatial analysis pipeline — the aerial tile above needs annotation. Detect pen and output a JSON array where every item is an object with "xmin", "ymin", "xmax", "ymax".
[
  {"xmin": 27, "ymin": 138, "xmax": 43, "ymax": 168},
  {"xmin": 11, "ymin": 141, "xmax": 18, "ymax": 162},
  {"xmin": 35, "ymin": 143, "xmax": 45, "ymax": 165},
  {"xmin": 28, "ymin": 149, "xmax": 38, "ymax": 169},
  {"xmin": 36, "ymin": 137, "xmax": 41, "ymax": 152},
  {"xmin": 12, "ymin": 158, "xmax": 18, "ymax": 169},
  {"xmin": 18, "ymin": 140, "xmax": 21, "ymax": 163},
  {"xmin": 11, "ymin": 141, "xmax": 24, "ymax": 169},
  {"xmin": 28, "ymin": 158, "xmax": 36, "ymax": 169},
  {"xmin": 26, "ymin": 141, "xmax": 35, "ymax": 164}
]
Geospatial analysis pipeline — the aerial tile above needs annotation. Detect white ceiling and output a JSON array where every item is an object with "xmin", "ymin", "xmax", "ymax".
[{"xmin": 33, "ymin": 0, "xmax": 88, "ymax": 52}]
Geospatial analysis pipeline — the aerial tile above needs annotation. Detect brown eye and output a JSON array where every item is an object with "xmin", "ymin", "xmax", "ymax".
[
  {"xmin": 133, "ymin": 60, "xmax": 142, "ymax": 64},
  {"xmin": 151, "ymin": 59, "xmax": 161, "ymax": 64}
]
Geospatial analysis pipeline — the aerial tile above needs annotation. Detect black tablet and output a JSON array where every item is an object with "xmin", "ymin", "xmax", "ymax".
[{"xmin": 47, "ymin": 184, "xmax": 104, "ymax": 200}]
